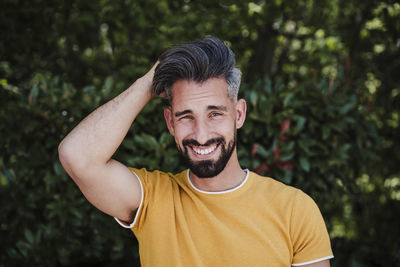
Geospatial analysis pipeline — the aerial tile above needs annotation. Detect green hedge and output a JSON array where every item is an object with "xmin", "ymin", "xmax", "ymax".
[
  {"xmin": 1, "ymin": 0, "xmax": 400, "ymax": 265},
  {"xmin": 1, "ymin": 70, "xmax": 398, "ymax": 266}
]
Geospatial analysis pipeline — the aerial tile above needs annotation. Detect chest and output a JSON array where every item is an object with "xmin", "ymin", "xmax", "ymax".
[{"xmin": 138, "ymin": 189, "xmax": 294, "ymax": 267}]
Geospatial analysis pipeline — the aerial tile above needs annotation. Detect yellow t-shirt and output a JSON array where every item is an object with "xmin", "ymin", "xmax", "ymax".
[{"xmin": 115, "ymin": 168, "xmax": 333, "ymax": 266}]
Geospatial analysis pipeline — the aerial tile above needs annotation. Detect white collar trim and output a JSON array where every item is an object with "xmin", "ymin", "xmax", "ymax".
[{"xmin": 186, "ymin": 169, "xmax": 249, "ymax": 195}]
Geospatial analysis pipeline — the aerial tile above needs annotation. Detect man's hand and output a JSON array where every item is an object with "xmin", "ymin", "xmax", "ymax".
[
  {"xmin": 138, "ymin": 61, "xmax": 166, "ymax": 98},
  {"xmin": 58, "ymin": 62, "xmax": 158, "ymax": 223}
]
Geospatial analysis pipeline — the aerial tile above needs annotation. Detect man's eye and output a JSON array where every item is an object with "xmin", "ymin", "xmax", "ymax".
[
  {"xmin": 179, "ymin": 115, "xmax": 193, "ymax": 120},
  {"xmin": 210, "ymin": 112, "xmax": 222, "ymax": 117}
]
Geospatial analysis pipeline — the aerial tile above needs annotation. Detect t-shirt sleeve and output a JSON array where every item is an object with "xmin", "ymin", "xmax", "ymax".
[
  {"xmin": 114, "ymin": 167, "xmax": 166, "ymax": 231},
  {"xmin": 290, "ymin": 190, "xmax": 334, "ymax": 266}
]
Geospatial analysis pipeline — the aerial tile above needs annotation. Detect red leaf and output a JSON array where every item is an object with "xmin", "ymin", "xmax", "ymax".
[
  {"xmin": 367, "ymin": 100, "xmax": 371, "ymax": 113},
  {"xmin": 254, "ymin": 162, "xmax": 269, "ymax": 174},
  {"xmin": 312, "ymin": 69, "xmax": 317, "ymax": 79},
  {"xmin": 274, "ymin": 146, "xmax": 280, "ymax": 160},
  {"xmin": 329, "ymin": 77, "xmax": 334, "ymax": 88},
  {"xmin": 346, "ymin": 53, "xmax": 351, "ymax": 70},
  {"xmin": 280, "ymin": 119, "xmax": 291, "ymax": 136},
  {"xmin": 275, "ymin": 161, "xmax": 294, "ymax": 169},
  {"xmin": 280, "ymin": 135, "xmax": 288, "ymax": 142},
  {"xmin": 251, "ymin": 143, "xmax": 259, "ymax": 159}
]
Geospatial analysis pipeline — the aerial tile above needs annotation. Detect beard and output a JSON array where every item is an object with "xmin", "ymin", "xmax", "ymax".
[{"xmin": 177, "ymin": 131, "xmax": 237, "ymax": 178}]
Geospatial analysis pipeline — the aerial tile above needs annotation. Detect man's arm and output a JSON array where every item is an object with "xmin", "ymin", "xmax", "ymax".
[{"xmin": 58, "ymin": 64, "xmax": 157, "ymax": 223}]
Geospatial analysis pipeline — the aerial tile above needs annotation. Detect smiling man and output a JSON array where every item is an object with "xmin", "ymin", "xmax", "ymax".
[{"xmin": 59, "ymin": 37, "xmax": 333, "ymax": 266}]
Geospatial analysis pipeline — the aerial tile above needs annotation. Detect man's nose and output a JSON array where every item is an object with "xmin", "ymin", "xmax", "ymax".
[{"xmin": 193, "ymin": 119, "xmax": 211, "ymax": 145}]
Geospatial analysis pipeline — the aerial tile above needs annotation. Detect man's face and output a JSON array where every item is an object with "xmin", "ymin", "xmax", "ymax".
[{"xmin": 164, "ymin": 78, "xmax": 246, "ymax": 178}]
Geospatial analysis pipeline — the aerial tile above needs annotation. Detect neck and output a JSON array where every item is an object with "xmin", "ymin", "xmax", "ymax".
[{"xmin": 189, "ymin": 151, "xmax": 245, "ymax": 192}]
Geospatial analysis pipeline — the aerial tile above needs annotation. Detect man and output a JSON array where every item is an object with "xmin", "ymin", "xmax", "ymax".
[{"xmin": 59, "ymin": 37, "xmax": 333, "ymax": 266}]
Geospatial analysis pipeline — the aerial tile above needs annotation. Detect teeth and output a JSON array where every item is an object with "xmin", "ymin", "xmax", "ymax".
[{"xmin": 192, "ymin": 145, "xmax": 217, "ymax": 155}]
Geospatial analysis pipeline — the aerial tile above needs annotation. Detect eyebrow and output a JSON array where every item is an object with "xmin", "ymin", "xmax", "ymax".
[
  {"xmin": 207, "ymin": 105, "xmax": 227, "ymax": 111},
  {"xmin": 174, "ymin": 105, "xmax": 228, "ymax": 117},
  {"xmin": 174, "ymin": 109, "xmax": 192, "ymax": 117}
]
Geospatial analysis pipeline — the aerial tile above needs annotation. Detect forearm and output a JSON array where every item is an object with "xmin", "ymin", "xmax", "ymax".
[{"xmin": 59, "ymin": 76, "xmax": 152, "ymax": 174}]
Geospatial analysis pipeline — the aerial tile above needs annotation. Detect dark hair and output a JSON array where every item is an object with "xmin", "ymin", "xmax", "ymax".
[{"xmin": 152, "ymin": 36, "xmax": 241, "ymax": 102}]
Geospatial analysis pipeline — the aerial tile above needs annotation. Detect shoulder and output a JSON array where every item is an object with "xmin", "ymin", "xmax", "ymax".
[
  {"xmin": 249, "ymin": 171, "xmax": 302, "ymax": 199},
  {"xmin": 248, "ymin": 171, "xmax": 319, "ymax": 214},
  {"xmin": 128, "ymin": 167, "xmax": 186, "ymax": 188}
]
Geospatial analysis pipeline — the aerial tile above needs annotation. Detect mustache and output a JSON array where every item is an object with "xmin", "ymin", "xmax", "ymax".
[{"xmin": 182, "ymin": 137, "xmax": 225, "ymax": 147}]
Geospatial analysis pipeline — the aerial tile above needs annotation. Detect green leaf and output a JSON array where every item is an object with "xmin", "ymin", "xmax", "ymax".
[
  {"xmin": 339, "ymin": 96, "xmax": 357, "ymax": 114},
  {"xmin": 144, "ymin": 135, "xmax": 159, "ymax": 150},
  {"xmin": 159, "ymin": 132, "xmax": 172, "ymax": 145},
  {"xmin": 250, "ymin": 90, "xmax": 258, "ymax": 106},
  {"xmin": 298, "ymin": 139, "xmax": 311, "ymax": 154},
  {"xmin": 322, "ymin": 126, "xmax": 331, "ymax": 140},
  {"xmin": 30, "ymin": 85, "xmax": 39, "ymax": 106},
  {"xmin": 256, "ymin": 144, "xmax": 270, "ymax": 158},
  {"xmin": 264, "ymin": 78, "xmax": 272, "ymax": 94},
  {"xmin": 103, "ymin": 77, "xmax": 114, "ymax": 96},
  {"xmin": 295, "ymin": 116, "xmax": 307, "ymax": 133},
  {"xmin": 284, "ymin": 92, "xmax": 294, "ymax": 107},
  {"xmin": 24, "ymin": 229, "xmax": 34, "ymax": 244},
  {"xmin": 53, "ymin": 162, "xmax": 64, "ymax": 176},
  {"xmin": 279, "ymin": 152, "xmax": 294, "ymax": 161},
  {"xmin": 299, "ymin": 157, "xmax": 310, "ymax": 172}
]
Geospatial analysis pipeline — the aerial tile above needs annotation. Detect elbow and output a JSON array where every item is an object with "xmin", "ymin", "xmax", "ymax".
[
  {"xmin": 58, "ymin": 139, "xmax": 74, "ymax": 174},
  {"xmin": 58, "ymin": 140, "xmax": 70, "ymax": 166},
  {"xmin": 58, "ymin": 139, "xmax": 85, "ymax": 179}
]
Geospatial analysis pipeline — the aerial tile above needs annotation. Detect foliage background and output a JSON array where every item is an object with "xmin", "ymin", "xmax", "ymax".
[{"xmin": 1, "ymin": 0, "xmax": 399, "ymax": 266}]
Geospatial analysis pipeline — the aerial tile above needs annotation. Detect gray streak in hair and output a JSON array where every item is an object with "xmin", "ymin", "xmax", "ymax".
[{"xmin": 152, "ymin": 37, "xmax": 242, "ymax": 102}]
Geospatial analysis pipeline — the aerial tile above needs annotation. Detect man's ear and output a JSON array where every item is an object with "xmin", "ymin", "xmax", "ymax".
[
  {"xmin": 164, "ymin": 107, "xmax": 175, "ymax": 136},
  {"xmin": 235, "ymin": 99, "xmax": 247, "ymax": 129}
]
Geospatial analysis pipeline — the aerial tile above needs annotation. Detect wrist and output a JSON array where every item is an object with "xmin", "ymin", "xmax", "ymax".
[{"xmin": 130, "ymin": 76, "xmax": 153, "ymax": 100}]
